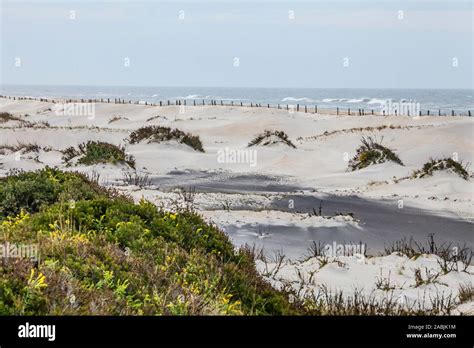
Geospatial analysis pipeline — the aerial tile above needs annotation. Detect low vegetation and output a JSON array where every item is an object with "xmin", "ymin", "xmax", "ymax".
[
  {"xmin": 458, "ymin": 283, "xmax": 474, "ymax": 304},
  {"xmin": 248, "ymin": 130, "xmax": 296, "ymax": 148},
  {"xmin": 296, "ymin": 124, "xmax": 433, "ymax": 142},
  {"xmin": 383, "ymin": 234, "xmax": 472, "ymax": 273},
  {"xmin": 121, "ymin": 170, "xmax": 151, "ymax": 188},
  {"xmin": 108, "ymin": 116, "xmax": 129, "ymax": 124},
  {"xmin": 129, "ymin": 126, "xmax": 204, "ymax": 152},
  {"xmin": 0, "ymin": 113, "xmax": 49, "ymax": 128},
  {"xmin": 349, "ymin": 136, "xmax": 403, "ymax": 171},
  {"xmin": 62, "ymin": 141, "xmax": 135, "ymax": 168},
  {"xmin": 412, "ymin": 158, "xmax": 470, "ymax": 180},
  {"xmin": 0, "ymin": 143, "xmax": 51, "ymax": 156},
  {"xmin": 302, "ymin": 285, "xmax": 455, "ymax": 315},
  {"xmin": 0, "ymin": 168, "xmax": 298, "ymax": 315},
  {"xmin": 0, "ymin": 112, "xmax": 23, "ymax": 124}
]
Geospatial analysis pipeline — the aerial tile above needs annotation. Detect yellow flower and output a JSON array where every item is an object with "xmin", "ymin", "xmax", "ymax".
[
  {"xmin": 1, "ymin": 210, "xmax": 30, "ymax": 228},
  {"xmin": 27, "ymin": 269, "xmax": 48, "ymax": 290}
]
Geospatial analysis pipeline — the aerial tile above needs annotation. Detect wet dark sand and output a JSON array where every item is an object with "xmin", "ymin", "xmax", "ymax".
[
  {"xmin": 151, "ymin": 171, "xmax": 473, "ymax": 258},
  {"xmin": 150, "ymin": 170, "xmax": 308, "ymax": 193},
  {"xmin": 226, "ymin": 195, "xmax": 473, "ymax": 258}
]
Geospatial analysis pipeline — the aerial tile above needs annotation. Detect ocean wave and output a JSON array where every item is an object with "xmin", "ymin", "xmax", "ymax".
[
  {"xmin": 322, "ymin": 98, "xmax": 353, "ymax": 103},
  {"xmin": 346, "ymin": 98, "xmax": 370, "ymax": 103},
  {"xmin": 211, "ymin": 96, "xmax": 248, "ymax": 101},
  {"xmin": 281, "ymin": 97, "xmax": 316, "ymax": 103},
  {"xmin": 367, "ymin": 98, "xmax": 387, "ymax": 105},
  {"xmin": 174, "ymin": 95, "xmax": 246, "ymax": 101},
  {"xmin": 322, "ymin": 97, "xmax": 384, "ymax": 104},
  {"xmin": 174, "ymin": 94, "xmax": 203, "ymax": 99}
]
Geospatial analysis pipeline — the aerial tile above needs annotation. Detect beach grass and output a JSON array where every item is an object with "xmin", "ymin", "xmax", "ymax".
[
  {"xmin": 412, "ymin": 158, "xmax": 470, "ymax": 180},
  {"xmin": 129, "ymin": 126, "xmax": 204, "ymax": 152},
  {"xmin": 62, "ymin": 141, "xmax": 135, "ymax": 168},
  {"xmin": 349, "ymin": 136, "xmax": 403, "ymax": 171},
  {"xmin": 248, "ymin": 130, "xmax": 296, "ymax": 148}
]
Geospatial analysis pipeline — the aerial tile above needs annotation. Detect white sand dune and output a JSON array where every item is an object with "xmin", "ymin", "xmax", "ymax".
[
  {"xmin": 1, "ymin": 97, "xmax": 473, "ymax": 313},
  {"xmin": 1, "ymin": 98, "xmax": 472, "ymax": 213}
]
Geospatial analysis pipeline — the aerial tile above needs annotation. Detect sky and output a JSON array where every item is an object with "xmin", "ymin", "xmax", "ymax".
[{"xmin": 0, "ymin": 0, "xmax": 472, "ymax": 89}]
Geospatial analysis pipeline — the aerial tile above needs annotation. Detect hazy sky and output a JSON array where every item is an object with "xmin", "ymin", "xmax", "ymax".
[{"xmin": 1, "ymin": 0, "xmax": 472, "ymax": 88}]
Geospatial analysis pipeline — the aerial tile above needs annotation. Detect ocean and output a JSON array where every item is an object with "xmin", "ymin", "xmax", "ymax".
[{"xmin": 1, "ymin": 85, "xmax": 472, "ymax": 113}]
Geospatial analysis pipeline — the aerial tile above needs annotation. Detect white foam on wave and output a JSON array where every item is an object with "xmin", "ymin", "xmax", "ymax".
[
  {"xmin": 321, "ymin": 98, "xmax": 349, "ymax": 103},
  {"xmin": 367, "ymin": 98, "xmax": 387, "ymax": 105},
  {"xmin": 281, "ymin": 97, "xmax": 316, "ymax": 103},
  {"xmin": 347, "ymin": 98, "xmax": 370, "ymax": 103}
]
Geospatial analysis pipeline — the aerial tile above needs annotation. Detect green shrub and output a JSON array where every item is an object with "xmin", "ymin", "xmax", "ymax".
[
  {"xmin": 349, "ymin": 136, "xmax": 403, "ymax": 171},
  {"xmin": 129, "ymin": 126, "xmax": 204, "ymax": 152},
  {"xmin": 0, "ymin": 169, "xmax": 296, "ymax": 315},
  {"xmin": 62, "ymin": 141, "xmax": 135, "ymax": 168},
  {"xmin": 0, "ymin": 168, "xmax": 125, "ymax": 217}
]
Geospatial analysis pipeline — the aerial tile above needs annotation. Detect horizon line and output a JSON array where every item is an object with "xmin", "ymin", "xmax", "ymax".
[{"xmin": 1, "ymin": 83, "xmax": 473, "ymax": 90}]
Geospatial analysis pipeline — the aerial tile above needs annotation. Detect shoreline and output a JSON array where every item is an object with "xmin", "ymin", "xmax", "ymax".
[{"xmin": 1, "ymin": 94, "xmax": 472, "ymax": 117}]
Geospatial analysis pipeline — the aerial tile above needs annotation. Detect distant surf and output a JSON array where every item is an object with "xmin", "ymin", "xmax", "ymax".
[{"xmin": 1, "ymin": 85, "xmax": 472, "ymax": 112}]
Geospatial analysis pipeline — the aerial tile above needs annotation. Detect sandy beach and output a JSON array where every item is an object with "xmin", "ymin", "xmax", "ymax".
[{"xmin": 1, "ymin": 96, "xmax": 473, "ymax": 314}]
